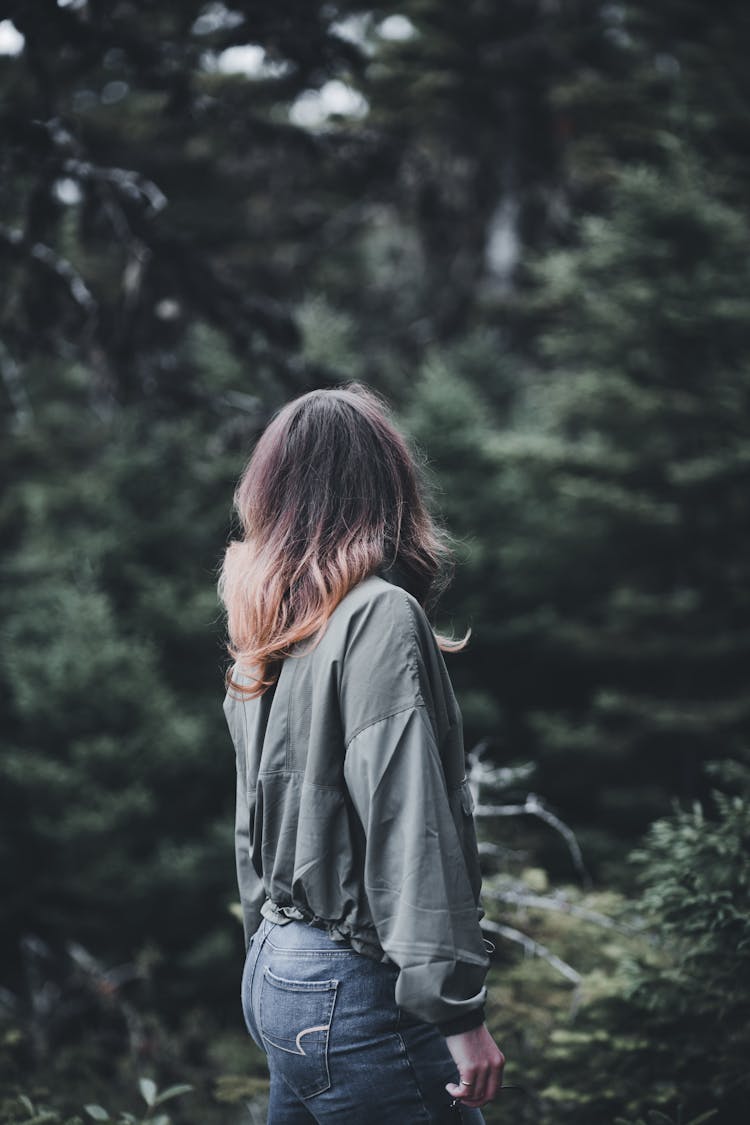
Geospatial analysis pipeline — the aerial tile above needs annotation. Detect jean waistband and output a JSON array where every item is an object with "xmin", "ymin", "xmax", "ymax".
[
  {"xmin": 262, "ymin": 899, "xmax": 354, "ymax": 945},
  {"xmin": 290, "ymin": 915, "xmax": 353, "ymax": 946}
]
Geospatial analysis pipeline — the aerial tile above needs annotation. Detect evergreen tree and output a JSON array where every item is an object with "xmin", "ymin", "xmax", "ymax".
[
  {"xmin": 408, "ymin": 154, "xmax": 750, "ymax": 871},
  {"xmin": 0, "ymin": 0, "xmax": 372, "ymax": 409},
  {"xmin": 0, "ymin": 356, "xmax": 248, "ymax": 1010},
  {"xmin": 538, "ymin": 765, "xmax": 750, "ymax": 1124},
  {"xmin": 0, "ymin": 0, "xmax": 364, "ymax": 1006},
  {"xmin": 1, "ymin": 1, "xmax": 749, "ymax": 1117}
]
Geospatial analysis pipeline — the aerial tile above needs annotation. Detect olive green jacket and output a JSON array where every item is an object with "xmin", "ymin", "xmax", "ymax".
[{"xmin": 223, "ymin": 574, "xmax": 489, "ymax": 1035}]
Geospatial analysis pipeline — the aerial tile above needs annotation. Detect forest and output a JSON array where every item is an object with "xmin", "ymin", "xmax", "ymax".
[{"xmin": 1, "ymin": 1, "xmax": 749, "ymax": 1123}]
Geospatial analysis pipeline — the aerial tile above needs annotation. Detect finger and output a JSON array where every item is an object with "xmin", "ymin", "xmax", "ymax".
[
  {"xmin": 446, "ymin": 1091, "xmax": 481, "ymax": 1110},
  {"xmin": 483, "ymin": 1069, "xmax": 499, "ymax": 1103},
  {"xmin": 469, "ymin": 1081, "xmax": 488, "ymax": 1105},
  {"xmin": 448, "ymin": 1065, "xmax": 477, "ymax": 1094},
  {"xmin": 463, "ymin": 1069, "xmax": 500, "ymax": 1108},
  {"xmin": 471, "ymin": 1065, "xmax": 490, "ymax": 1104},
  {"xmin": 444, "ymin": 1082, "xmax": 474, "ymax": 1099},
  {"xmin": 449, "ymin": 1080, "xmax": 486, "ymax": 1106}
]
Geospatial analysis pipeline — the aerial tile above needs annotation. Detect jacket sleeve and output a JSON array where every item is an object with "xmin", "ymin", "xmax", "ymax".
[
  {"xmin": 340, "ymin": 593, "xmax": 489, "ymax": 1034},
  {"xmin": 234, "ymin": 742, "xmax": 265, "ymax": 952},
  {"xmin": 225, "ymin": 688, "xmax": 266, "ymax": 952}
]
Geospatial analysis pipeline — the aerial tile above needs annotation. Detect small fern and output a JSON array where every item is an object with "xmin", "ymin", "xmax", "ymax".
[{"xmin": 83, "ymin": 1078, "xmax": 193, "ymax": 1125}]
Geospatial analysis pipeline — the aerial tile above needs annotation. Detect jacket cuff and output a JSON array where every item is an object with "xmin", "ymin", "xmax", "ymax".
[{"xmin": 437, "ymin": 1004, "xmax": 486, "ymax": 1038}]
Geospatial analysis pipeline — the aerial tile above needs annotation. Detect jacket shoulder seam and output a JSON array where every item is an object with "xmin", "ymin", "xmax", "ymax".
[
  {"xmin": 398, "ymin": 589, "xmax": 440, "ymax": 730},
  {"xmin": 344, "ymin": 702, "xmax": 429, "ymax": 750}
]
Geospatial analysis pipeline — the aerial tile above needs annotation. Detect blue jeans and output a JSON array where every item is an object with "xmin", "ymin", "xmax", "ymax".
[{"xmin": 241, "ymin": 917, "xmax": 486, "ymax": 1125}]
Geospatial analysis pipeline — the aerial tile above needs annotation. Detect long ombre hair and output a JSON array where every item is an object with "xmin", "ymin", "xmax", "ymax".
[{"xmin": 218, "ymin": 384, "xmax": 466, "ymax": 697}]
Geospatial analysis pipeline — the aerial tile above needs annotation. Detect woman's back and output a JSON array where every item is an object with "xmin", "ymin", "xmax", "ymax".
[
  {"xmin": 226, "ymin": 573, "xmax": 488, "ymax": 1031},
  {"xmin": 219, "ymin": 385, "xmax": 505, "ymax": 1121}
]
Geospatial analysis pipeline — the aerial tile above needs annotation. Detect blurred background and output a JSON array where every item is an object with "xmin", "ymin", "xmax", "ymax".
[{"xmin": 1, "ymin": 1, "xmax": 749, "ymax": 1123}]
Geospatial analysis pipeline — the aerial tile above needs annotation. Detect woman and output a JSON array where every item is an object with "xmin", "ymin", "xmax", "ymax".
[{"xmin": 219, "ymin": 385, "xmax": 505, "ymax": 1123}]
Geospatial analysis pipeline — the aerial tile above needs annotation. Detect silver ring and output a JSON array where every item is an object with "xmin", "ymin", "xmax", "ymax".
[{"xmin": 460, "ymin": 1080, "xmax": 472, "ymax": 1087}]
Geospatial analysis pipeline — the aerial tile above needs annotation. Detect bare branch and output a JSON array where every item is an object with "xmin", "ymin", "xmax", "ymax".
[
  {"xmin": 0, "ymin": 225, "xmax": 96, "ymax": 315},
  {"xmin": 221, "ymin": 389, "xmax": 264, "ymax": 415},
  {"xmin": 483, "ymin": 886, "xmax": 636, "ymax": 933},
  {"xmin": 62, "ymin": 158, "xmax": 167, "ymax": 215},
  {"xmin": 476, "ymin": 793, "xmax": 591, "ymax": 886},
  {"xmin": 0, "ymin": 341, "xmax": 33, "ymax": 427},
  {"xmin": 482, "ymin": 918, "xmax": 582, "ymax": 991},
  {"xmin": 526, "ymin": 793, "xmax": 590, "ymax": 886},
  {"xmin": 28, "ymin": 242, "xmax": 96, "ymax": 312},
  {"xmin": 477, "ymin": 841, "xmax": 529, "ymax": 862},
  {"xmin": 467, "ymin": 755, "xmax": 536, "ymax": 792}
]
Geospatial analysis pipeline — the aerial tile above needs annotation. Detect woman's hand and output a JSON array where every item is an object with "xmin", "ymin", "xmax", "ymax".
[{"xmin": 444, "ymin": 1023, "xmax": 505, "ymax": 1108}]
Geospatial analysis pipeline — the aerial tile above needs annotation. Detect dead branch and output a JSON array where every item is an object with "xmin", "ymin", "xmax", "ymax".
[
  {"xmin": 0, "ymin": 341, "xmax": 33, "ymax": 426},
  {"xmin": 482, "ymin": 918, "xmax": 582, "ymax": 998},
  {"xmin": 0, "ymin": 225, "xmax": 96, "ymax": 315},
  {"xmin": 475, "ymin": 793, "xmax": 591, "ymax": 887},
  {"xmin": 483, "ymin": 885, "xmax": 636, "ymax": 933}
]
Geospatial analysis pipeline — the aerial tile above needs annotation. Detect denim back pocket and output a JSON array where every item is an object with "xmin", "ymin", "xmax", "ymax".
[{"xmin": 259, "ymin": 966, "xmax": 339, "ymax": 1098}]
